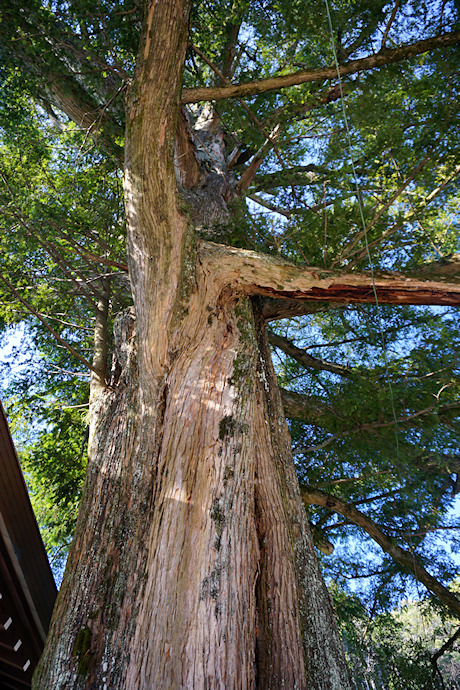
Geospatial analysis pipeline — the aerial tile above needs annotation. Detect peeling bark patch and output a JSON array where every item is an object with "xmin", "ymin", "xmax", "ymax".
[
  {"xmin": 256, "ymin": 285, "xmax": 460, "ymax": 306},
  {"xmin": 144, "ymin": 0, "xmax": 158, "ymax": 60}
]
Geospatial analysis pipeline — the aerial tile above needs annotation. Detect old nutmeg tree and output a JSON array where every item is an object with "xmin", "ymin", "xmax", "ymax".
[{"xmin": 1, "ymin": 0, "xmax": 460, "ymax": 687}]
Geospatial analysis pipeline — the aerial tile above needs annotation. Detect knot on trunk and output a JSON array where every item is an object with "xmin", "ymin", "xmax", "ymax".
[
  {"xmin": 109, "ymin": 307, "xmax": 137, "ymax": 387},
  {"xmin": 175, "ymin": 104, "xmax": 237, "ymax": 240},
  {"xmin": 183, "ymin": 172, "xmax": 235, "ymax": 238}
]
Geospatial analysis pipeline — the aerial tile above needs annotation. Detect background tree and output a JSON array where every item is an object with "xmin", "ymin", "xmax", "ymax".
[
  {"xmin": 330, "ymin": 580, "xmax": 460, "ymax": 689},
  {"xmin": 0, "ymin": 0, "xmax": 459, "ymax": 687}
]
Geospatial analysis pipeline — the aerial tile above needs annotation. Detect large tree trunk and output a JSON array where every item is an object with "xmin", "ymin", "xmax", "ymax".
[
  {"xmin": 33, "ymin": 1, "xmax": 351, "ymax": 687},
  {"xmin": 34, "ymin": 295, "xmax": 350, "ymax": 689}
]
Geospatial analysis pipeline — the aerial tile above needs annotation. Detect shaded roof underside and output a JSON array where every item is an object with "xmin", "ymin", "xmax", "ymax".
[{"xmin": 0, "ymin": 403, "xmax": 57, "ymax": 688}]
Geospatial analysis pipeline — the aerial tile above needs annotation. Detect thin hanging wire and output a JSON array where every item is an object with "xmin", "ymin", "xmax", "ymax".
[{"xmin": 323, "ymin": 0, "xmax": 400, "ymax": 460}]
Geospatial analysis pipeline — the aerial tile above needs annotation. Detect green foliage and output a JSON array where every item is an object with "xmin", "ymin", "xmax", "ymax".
[
  {"xmin": 330, "ymin": 581, "xmax": 460, "ymax": 689},
  {"xmin": 20, "ymin": 408, "xmax": 87, "ymax": 563},
  {"xmin": 272, "ymin": 303, "xmax": 460, "ymax": 611},
  {"xmin": 4, "ymin": 372, "xmax": 89, "ymax": 573},
  {"xmin": 0, "ymin": 0, "xmax": 459, "ymax": 680},
  {"xmin": 0, "ymin": 60, "xmax": 128, "ymax": 574}
]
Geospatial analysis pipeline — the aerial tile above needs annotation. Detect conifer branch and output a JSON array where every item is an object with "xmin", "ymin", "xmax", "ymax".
[
  {"xmin": 0, "ymin": 272, "xmax": 97, "ymax": 374},
  {"xmin": 269, "ymin": 331, "xmax": 357, "ymax": 378},
  {"xmin": 200, "ymin": 241, "xmax": 460, "ymax": 310},
  {"xmin": 301, "ymin": 485, "xmax": 460, "ymax": 619},
  {"xmin": 183, "ymin": 30, "xmax": 460, "ymax": 103}
]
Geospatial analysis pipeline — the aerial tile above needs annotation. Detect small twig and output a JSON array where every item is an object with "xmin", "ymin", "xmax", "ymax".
[
  {"xmin": 381, "ymin": 0, "xmax": 401, "ymax": 49},
  {"xmin": 333, "ymin": 151, "xmax": 432, "ymax": 266},
  {"xmin": 439, "ymin": 0, "xmax": 448, "ymax": 34},
  {"xmin": 344, "ymin": 161, "xmax": 460, "ymax": 268},
  {"xmin": 46, "ymin": 364, "xmax": 91, "ymax": 378},
  {"xmin": 37, "ymin": 314, "xmax": 94, "ymax": 332},
  {"xmin": 61, "ymin": 403, "xmax": 90, "ymax": 409}
]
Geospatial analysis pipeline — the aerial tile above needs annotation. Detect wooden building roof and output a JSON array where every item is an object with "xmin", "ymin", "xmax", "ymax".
[{"xmin": 0, "ymin": 402, "xmax": 57, "ymax": 688}]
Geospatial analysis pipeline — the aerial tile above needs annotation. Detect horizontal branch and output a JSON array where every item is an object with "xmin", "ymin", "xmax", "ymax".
[
  {"xmin": 199, "ymin": 241, "xmax": 460, "ymax": 310},
  {"xmin": 182, "ymin": 30, "xmax": 460, "ymax": 103},
  {"xmin": 280, "ymin": 387, "xmax": 459, "ymax": 448},
  {"xmin": 301, "ymin": 486, "xmax": 460, "ymax": 619},
  {"xmin": 268, "ymin": 331, "xmax": 356, "ymax": 378},
  {"xmin": 251, "ymin": 165, "xmax": 333, "ymax": 192}
]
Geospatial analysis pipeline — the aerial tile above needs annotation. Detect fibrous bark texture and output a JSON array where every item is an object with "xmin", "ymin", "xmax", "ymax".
[
  {"xmin": 34, "ymin": 1, "xmax": 352, "ymax": 687},
  {"xmin": 34, "ymin": 293, "xmax": 351, "ymax": 689}
]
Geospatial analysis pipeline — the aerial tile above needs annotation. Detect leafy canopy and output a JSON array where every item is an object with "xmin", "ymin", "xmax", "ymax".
[{"xmin": 0, "ymin": 0, "xmax": 459, "ymax": 680}]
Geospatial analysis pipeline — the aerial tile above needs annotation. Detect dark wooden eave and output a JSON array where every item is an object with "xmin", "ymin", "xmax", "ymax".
[{"xmin": 0, "ymin": 402, "xmax": 57, "ymax": 688}]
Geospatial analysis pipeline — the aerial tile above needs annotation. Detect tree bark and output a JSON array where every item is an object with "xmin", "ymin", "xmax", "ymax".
[
  {"xmin": 34, "ymin": 294, "xmax": 351, "ymax": 688},
  {"xmin": 33, "ymin": 1, "xmax": 351, "ymax": 687},
  {"xmin": 199, "ymin": 241, "xmax": 460, "ymax": 307}
]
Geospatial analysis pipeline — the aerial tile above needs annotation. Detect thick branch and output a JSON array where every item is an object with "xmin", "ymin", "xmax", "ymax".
[
  {"xmin": 46, "ymin": 77, "xmax": 124, "ymax": 164},
  {"xmin": 182, "ymin": 30, "xmax": 460, "ymax": 103},
  {"xmin": 0, "ymin": 8, "xmax": 124, "ymax": 162},
  {"xmin": 301, "ymin": 486, "xmax": 460, "ymax": 619},
  {"xmin": 251, "ymin": 165, "xmax": 333, "ymax": 192},
  {"xmin": 280, "ymin": 389, "xmax": 334, "ymax": 428},
  {"xmin": 199, "ymin": 241, "xmax": 460, "ymax": 309}
]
